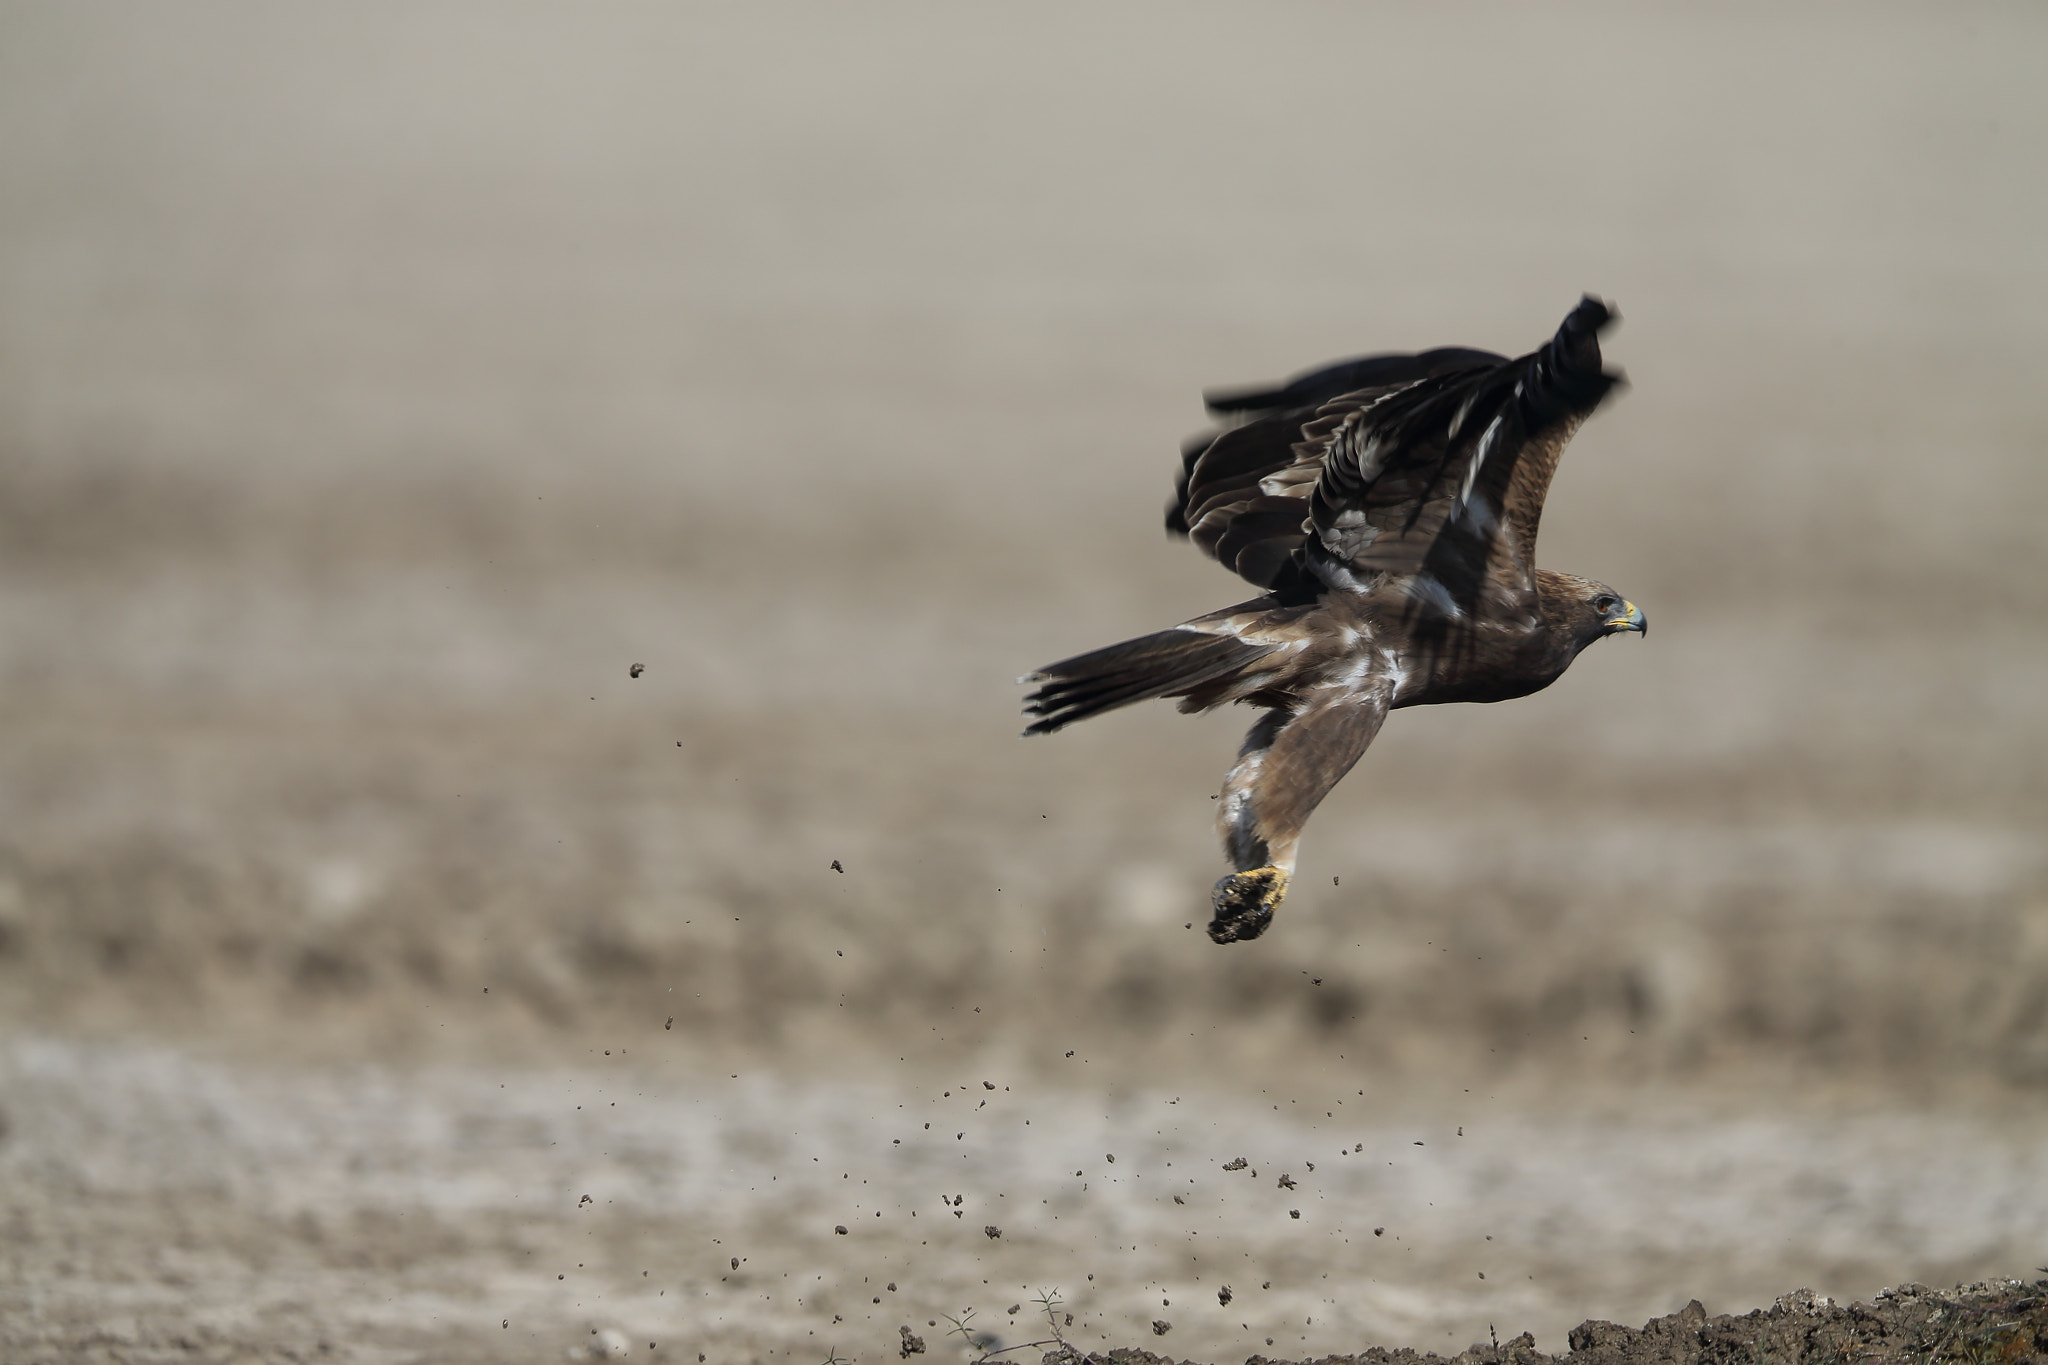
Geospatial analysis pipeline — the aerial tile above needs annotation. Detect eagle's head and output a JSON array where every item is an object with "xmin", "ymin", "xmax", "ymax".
[{"xmin": 1544, "ymin": 572, "xmax": 1648, "ymax": 652}]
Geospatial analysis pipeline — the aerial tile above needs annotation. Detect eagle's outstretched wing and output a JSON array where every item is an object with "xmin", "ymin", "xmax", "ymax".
[
  {"xmin": 1167, "ymin": 346, "xmax": 1503, "ymax": 594},
  {"xmin": 1171, "ymin": 297, "xmax": 1622, "ymax": 620}
]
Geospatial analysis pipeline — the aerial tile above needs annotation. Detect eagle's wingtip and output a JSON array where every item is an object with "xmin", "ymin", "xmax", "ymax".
[{"xmin": 1569, "ymin": 294, "xmax": 1618, "ymax": 333}]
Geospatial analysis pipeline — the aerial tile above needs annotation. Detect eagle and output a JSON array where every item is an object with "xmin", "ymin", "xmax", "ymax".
[{"xmin": 1022, "ymin": 297, "xmax": 1644, "ymax": 944}]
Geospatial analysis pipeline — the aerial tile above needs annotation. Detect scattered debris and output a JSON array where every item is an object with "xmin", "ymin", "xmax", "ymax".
[
  {"xmin": 831, "ymin": 860, "xmax": 844, "ymax": 873},
  {"xmin": 1151, "ymin": 1320, "xmax": 1171, "ymax": 1336},
  {"xmin": 1222, "ymin": 1157, "xmax": 1247, "ymax": 1171},
  {"xmin": 983, "ymin": 1225, "xmax": 1002, "ymax": 1239},
  {"xmin": 1218, "ymin": 1286, "xmax": 1233, "ymax": 1307},
  {"xmin": 1289, "ymin": 1209, "xmax": 1301, "ymax": 1219},
  {"xmin": 897, "ymin": 1326, "xmax": 925, "ymax": 1357},
  {"xmin": 834, "ymin": 1225, "xmax": 848, "ymax": 1235},
  {"xmin": 1278, "ymin": 1174, "xmax": 1296, "ymax": 1190},
  {"xmin": 629, "ymin": 663, "xmax": 645, "ymax": 678}
]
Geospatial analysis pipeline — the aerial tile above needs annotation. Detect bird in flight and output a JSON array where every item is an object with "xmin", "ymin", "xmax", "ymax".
[{"xmin": 1023, "ymin": 297, "xmax": 1644, "ymax": 944}]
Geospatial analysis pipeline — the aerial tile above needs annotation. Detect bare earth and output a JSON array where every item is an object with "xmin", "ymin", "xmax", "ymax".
[{"xmin": 2, "ymin": 5, "xmax": 2046, "ymax": 1364}]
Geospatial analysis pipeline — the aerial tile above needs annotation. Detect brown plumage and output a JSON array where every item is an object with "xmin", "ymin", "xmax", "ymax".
[{"xmin": 1022, "ymin": 297, "xmax": 1646, "ymax": 943}]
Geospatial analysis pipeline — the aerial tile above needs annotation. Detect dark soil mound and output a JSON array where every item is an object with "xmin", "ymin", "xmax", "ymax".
[{"xmin": 1052, "ymin": 1280, "xmax": 2048, "ymax": 1365}]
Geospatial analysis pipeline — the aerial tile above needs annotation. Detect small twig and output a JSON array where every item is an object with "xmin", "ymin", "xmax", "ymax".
[{"xmin": 973, "ymin": 1338, "xmax": 1061, "ymax": 1362}]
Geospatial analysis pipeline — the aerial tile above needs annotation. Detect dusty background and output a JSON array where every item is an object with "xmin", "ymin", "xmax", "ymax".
[{"xmin": 2, "ymin": 4, "xmax": 2046, "ymax": 1363}]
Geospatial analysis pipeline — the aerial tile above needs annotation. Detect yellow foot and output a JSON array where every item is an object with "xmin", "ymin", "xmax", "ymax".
[{"xmin": 1207, "ymin": 866, "xmax": 1289, "ymax": 944}]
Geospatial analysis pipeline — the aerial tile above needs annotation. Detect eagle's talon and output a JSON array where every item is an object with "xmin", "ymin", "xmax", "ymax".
[{"xmin": 1207, "ymin": 867, "xmax": 1289, "ymax": 944}]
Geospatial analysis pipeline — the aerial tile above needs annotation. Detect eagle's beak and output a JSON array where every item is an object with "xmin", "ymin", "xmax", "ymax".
[{"xmin": 1605, "ymin": 600, "xmax": 1647, "ymax": 636}]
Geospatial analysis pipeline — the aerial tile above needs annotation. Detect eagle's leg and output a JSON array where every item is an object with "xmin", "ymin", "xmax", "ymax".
[
  {"xmin": 1207, "ymin": 689, "xmax": 1389, "ymax": 945},
  {"xmin": 1209, "ymin": 710, "xmax": 1292, "ymax": 944}
]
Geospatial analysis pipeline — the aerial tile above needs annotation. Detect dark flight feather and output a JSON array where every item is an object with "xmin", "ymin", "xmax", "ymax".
[{"xmin": 1201, "ymin": 346, "xmax": 1508, "ymax": 417}]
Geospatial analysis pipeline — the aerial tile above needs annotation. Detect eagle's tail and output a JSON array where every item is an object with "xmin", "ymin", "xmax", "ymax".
[{"xmin": 1021, "ymin": 628, "xmax": 1274, "ymax": 736}]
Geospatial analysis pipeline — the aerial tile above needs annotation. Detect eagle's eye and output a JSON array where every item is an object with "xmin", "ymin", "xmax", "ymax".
[{"xmin": 1593, "ymin": 595, "xmax": 1618, "ymax": 614}]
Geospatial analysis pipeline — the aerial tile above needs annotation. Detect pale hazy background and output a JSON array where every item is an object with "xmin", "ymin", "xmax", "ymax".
[{"xmin": 2, "ymin": 5, "xmax": 2045, "ymax": 1364}]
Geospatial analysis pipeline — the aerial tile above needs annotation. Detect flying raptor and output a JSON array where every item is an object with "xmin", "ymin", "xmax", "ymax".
[{"xmin": 1022, "ymin": 297, "xmax": 1644, "ymax": 944}]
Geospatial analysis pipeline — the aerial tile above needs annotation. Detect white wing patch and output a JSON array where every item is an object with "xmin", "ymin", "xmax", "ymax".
[
  {"xmin": 1458, "ymin": 411, "xmax": 1506, "ymax": 510},
  {"xmin": 1378, "ymin": 648, "xmax": 1412, "ymax": 704},
  {"xmin": 1406, "ymin": 573, "xmax": 1464, "ymax": 620},
  {"xmin": 1447, "ymin": 388, "xmax": 1481, "ymax": 441},
  {"xmin": 1453, "ymin": 491, "xmax": 1499, "ymax": 535},
  {"xmin": 1308, "ymin": 553, "xmax": 1377, "ymax": 595}
]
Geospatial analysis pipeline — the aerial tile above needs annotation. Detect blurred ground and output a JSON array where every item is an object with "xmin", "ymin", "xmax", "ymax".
[{"xmin": 2, "ymin": 4, "xmax": 2046, "ymax": 1363}]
